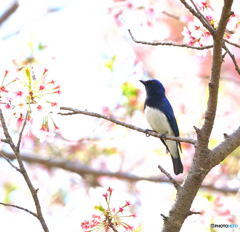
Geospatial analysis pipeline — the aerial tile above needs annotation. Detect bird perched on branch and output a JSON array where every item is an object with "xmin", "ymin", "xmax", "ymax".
[{"xmin": 140, "ymin": 79, "xmax": 183, "ymax": 175}]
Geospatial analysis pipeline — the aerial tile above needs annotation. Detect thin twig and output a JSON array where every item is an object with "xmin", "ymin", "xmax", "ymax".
[
  {"xmin": 109, "ymin": 223, "xmax": 119, "ymax": 232},
  {"xmin": 161, "ymin": 11, "xmax": 180, "ymax": 20},
  {"xmin": 223, "ymin": 44, "xmax": 240, "ymax": 75},
  {"xmin": 189, "ymin": 0, "xmax": 211, "ymax": 30},
  {"xmin": 224, "ymin": 39, "xmax": 240, "ymax": 49},
  {"xmin": 0, "ymin": 202, "xmax": 38, "ymax": 218},
  {"xmin": 158, "ymin": 165, "xmax": 181, "ymax": 190},
  {"xmin": 222, "ymin": 51, "xmax": 227, "ymax": 60},
  {"xmin": 17, "ymin": 111, "xmax": 29, "ymax": 152},
  {"xmin": 59, "ymin": 106, "xmax": 196, "ymax": 145},
  {"xmin": 0, "ymin": 112, "xmax": 17, "ymax": 152},
  {"xmin": 178, "ymin": 0, "xmax": 215, "ymax": 34},
  {"xmin": 0, "ymin": 151, "xmax": 20, "ymax": 172},
  {"xmin": 128, "ymin": 29, "xmax": 213, "ymax": 50}
]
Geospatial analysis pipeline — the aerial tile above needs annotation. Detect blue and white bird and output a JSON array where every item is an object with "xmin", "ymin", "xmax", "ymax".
[{"xmin": 140, "ymin": 79, "xmax": 183, "ymax": 175}]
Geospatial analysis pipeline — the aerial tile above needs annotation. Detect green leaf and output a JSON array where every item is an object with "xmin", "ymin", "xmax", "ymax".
[
  {"xmin": 121, "ymin": 82, "xmax": 138, "ymax": 99},
  {"xmin": 203, "ymin": 193, "xmax": 214, "ymax": 202},
  {"xmin": 102, "ymin": 147, "xmax": 117, "ymax": 155},
  {"xmin": 3, "ymin": 182, "xmax": 17, "ymax": 203},
  {"xmin": 132, "ymin": 226, "xmax": 143, "ymax": 232},
  {"xmin": 24, "ymin": 67, "xmax": 31, "ymax": 80},
  {"xmin": 38, "ymin": 43, "xmax": 46, "ymax": 50},
  {"xmin": 104, "ymin": 55, "xmax": 116, "ymax": 72},
  {"xmin": 94, "ymin": 205, "xmax": 105, "ymax": 212}
]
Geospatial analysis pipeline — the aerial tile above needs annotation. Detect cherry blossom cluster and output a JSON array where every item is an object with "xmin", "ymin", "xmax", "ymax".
[
  {"xmin": 108, "ymin": 0, "xmax": 162, "ymax": 28},
  {"xmin": 109, "ymin": 0, "xmax": 240, "ymax": 49},
  {"xmin": 0, "ymin": 67, "xmax": 61, "ymax": 137},
  {"xmin": 182, "ymin": 1, "xmax": 240, "ymax": 47},
  {"xmin": 81, "ymin": 187, "xmax": 135, "ymax": 232}
]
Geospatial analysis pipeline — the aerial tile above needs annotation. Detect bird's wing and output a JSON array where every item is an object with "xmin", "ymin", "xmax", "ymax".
[
  {"xmin": 165, "ymin": 112, "xmax": 179, "ymax": 136},
  {"xmin": 159, "ymin": 98, "xmax": 182, "ymax": 152},
  {"xmin": 165, "ymin": 112, "xmax": 182, "ymax": 152}
]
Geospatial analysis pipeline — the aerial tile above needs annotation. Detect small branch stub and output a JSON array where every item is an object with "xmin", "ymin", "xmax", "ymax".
[
  {"xmin": 160, "ymin": 213, "xmax": 168, "ymax": 222},
  {"xmin": 158, "ymin": 165, "xmax": 181, "ymax": 191}
]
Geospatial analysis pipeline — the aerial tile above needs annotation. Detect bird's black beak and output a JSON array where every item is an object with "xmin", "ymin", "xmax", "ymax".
[{"xmin": 139, "ymin": 80, "xmax": 146, "ymax": 85}]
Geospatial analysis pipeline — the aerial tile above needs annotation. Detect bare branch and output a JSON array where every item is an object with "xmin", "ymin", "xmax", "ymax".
[
  {"xmin": 224, "ymin": 39, "xmax": 240, "ymax": 49},
  {"xmin": 0, "ymin": 202, "xmax": 38, "ymax": 218},
  {"xmin": 0, "ymin": 1, "xmax": 19, "ymax": 27},
  {"xmin": 200, "ymin": 1, "xmax": 234, "ymax": 148},
  {"xmin": 161, "ymin": 11, "xmax": 180, "ymax": 20},
  {"xmin": 59, "ymin": 106, "xmax": 196, "ymax": 145},
  {"xmin": 2, "ymin": 152, "xmax": 238, "ymax": 194},
  {"xmin": 158, "ymin": 165, "xmax": 181, "ymax": 191},
  {"xmin": 212, "ymin": 126, "xmax": 240, "ymax": 165},
  {"xmin": 128, "ymin": 29, "xmax": 213, "ymax": 50},
  {"xmin": 0, "ymin": 109, "xmax": 49, "ymax": 232}
]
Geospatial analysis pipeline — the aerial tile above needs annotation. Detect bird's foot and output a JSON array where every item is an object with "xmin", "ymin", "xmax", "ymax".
[
  {"xmin": 160, "ymin": 133, "xmax": 167, "ymax": 139},
  {"xmin": 145, "ymin": 129, "xmax": 155, "ymax": 137}
]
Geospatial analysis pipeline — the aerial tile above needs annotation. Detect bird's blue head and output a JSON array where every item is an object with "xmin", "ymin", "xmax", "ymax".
[{"xmin": 140, "ymin": 79, "xmax": 165, "ymax": 97}]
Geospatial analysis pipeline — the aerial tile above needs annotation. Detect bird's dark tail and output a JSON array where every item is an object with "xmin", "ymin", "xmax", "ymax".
[
  {"xmin": 161, "ymin": 139, "xmax": 183, "ymax": 175},
  {"xmin": 171, "ymin": 155, "xmax": 183, "ymax": 175}
]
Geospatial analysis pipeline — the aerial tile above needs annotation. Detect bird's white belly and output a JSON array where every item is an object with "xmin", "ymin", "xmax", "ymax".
[{"xmin": 145, "ymin": 106, "xmax": 173, "ymax": 135}]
